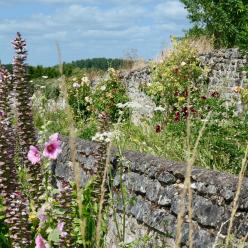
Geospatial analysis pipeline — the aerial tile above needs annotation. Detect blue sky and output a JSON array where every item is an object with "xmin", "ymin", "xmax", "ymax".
[{"xmin": 0, "ymin": 0, "xmax": 190, "ymax": 66}]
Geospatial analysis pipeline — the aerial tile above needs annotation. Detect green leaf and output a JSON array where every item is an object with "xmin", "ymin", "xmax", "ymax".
[{"xmin": 48, "ymin": 229, "xmax": 60, "ymax": 243}]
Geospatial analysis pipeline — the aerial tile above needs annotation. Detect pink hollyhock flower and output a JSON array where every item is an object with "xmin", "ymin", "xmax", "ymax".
[
  {"xmin": 28, "ymin": 146, "xmax": 41, "ymax": 165},
  {"xmin": 35, "ymin": 234, "xmax": 49, "ymax": 248},
  {"xmin": 43, "ymin": 133, "xmax": 62, "ymax": 160},
  {"xmin": 57, "ymin": 221, "xmax": 68, "ymax": 238}
]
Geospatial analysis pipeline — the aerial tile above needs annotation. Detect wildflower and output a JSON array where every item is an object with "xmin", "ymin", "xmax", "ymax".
[
  {"xmin": 210, "ymin": 91, "xmax": 220, "ymax": 98},
  {"xmin": 0, "ymin": 110, "xmax": 4, "ymax": 117},
  {"xmin": 174, "ymin": 91, "xmax": 179, "ymax": 97},
  {"xmin": 35, "ymin": 234, "xmax": 49, "ymax": 248},
  {"xmin": 154, "ymin": 106, "xmax": 165, "ymax": 112},
  {"xmin": 181, "ymin": 61, "xmax": 186, "ymax": 66},
  {"xmin": 28, "ymin": 212, "xmax": 37, "ymax": 222},
  {"xmin": 175, "ymin": 111, "xmax": 180, "ymax": 122},
  {"xmin": 155, "ymin": 124, "xmax": 162, "ymax": 133},
  {"xmin": 57, "ymin": 221, "xmax": 67, "ymax": 238},
  {"xmin": 85, "ymin": 96, "xmax": 92, "ymax": 103},
  {"xmin": 92, "ymin": 131, "xmax": 120, "ymax": 143},
  {"xmin": 107, "ymin": 68, "xmax": 115, "ymax": 74},
  {"xmin": 72, "ymin": 82, "xmax": 80, "ymax": 88},
  {"xmin": 100, "ymin": 85, "xmax": 106, "ymax": 91},
  {"xmin": 116, "ymin": 101, "xmax": 142, "ymax": 110},
  {"xmin": 81, "ymin": 76, "xmax": 90, "ymax": 86},
  {"xmin": 27, "ymin": 146, "xmax": 41, "ymax": 165},
  {"xmin": 43, "ymin": 133, "xmax": 62, "ymax": 160},
  {"xmin": 178, "ymin": 96, "xmax": 185, "ymax": 102}
]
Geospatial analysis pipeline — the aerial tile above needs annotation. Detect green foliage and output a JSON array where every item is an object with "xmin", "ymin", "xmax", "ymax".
[
  {"xmin": 120, "ymin": 109, "xmax": 248, "ymax": 175},
  {"xmin": 91, "ymin": 69, "xmax": 129, "ymax": 123},
  {"xmin": 67, "ymin": 76, "xmax": 93, "ymax": 121},
  {"xmin": 69, "ymin": 58, "xmax": 132, "ymax": 71},
  {"xmin": 145, "ymin": 38, "xmax": 208, "ymax": 120},
  {"xmin": 180, "ymin": 0, "xmax": 248, "ymax": 49}
]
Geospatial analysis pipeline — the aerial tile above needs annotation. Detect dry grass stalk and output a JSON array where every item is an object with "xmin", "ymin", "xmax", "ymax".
[
  {"xmin": 224, "ymin": 143, "xmax": 248, "ymax": 248},
  {"xmin": 187, "ymin": 35, "xmax": 214, "ymax": 55},
  {"xmin": 56, "ymin": 43, "xmax": 86, "ymax": 245},
  {"xmin": 156, "ymin": 35, "xmax": 214, "ymax": 64},
  {"xmin": 212, "ymin": 219, "xmax": 230, "ymax": 248},
  {"xmin": 95, "ymin": 143, "xmax": 112, "ymax": 248},
  {"xmin": 175, "ymin": 110, "xmax": 211, "ymax": 248}
]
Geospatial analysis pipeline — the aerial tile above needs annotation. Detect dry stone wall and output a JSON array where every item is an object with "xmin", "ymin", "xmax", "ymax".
[
  {"xmin": 199, "ymin": 48, "xmax": 247, "ymax": 88},
  {"xmin": 54, "ymin": 138, "xmax": 248, "ymax": 248}
]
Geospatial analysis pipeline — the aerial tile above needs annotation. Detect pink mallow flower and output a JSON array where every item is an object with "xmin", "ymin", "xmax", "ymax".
[
  {"xmin": 43, "ymin": 133, "xmax": 62, "ymax": 160},
  {"xmin": 35, "ymin": 234, "xmax": 49, "ymax": 248},
  {"xmin": 57, "ymin": 221, "xmax": 68, "ymax": 238},
  {"xmin": 28, "ymin": 146, "xmax": 41, "ymax": 165}
]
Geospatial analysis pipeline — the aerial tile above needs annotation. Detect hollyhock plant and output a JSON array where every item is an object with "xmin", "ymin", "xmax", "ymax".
[
  {"xmin": 28, "ymin": 146, "xmax": 41, "ymax": 165},
  {"xmin": 35, "ymin": 234, "xmax": 49, "ymax": 248},
  {"xmin": 43, "ymin": 133, "xmax": 62, "ymax": 160}
]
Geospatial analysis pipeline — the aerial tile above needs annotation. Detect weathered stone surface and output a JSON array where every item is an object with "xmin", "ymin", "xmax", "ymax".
[
  {"xmin": 193, "ymin": 196, "xmax": 225, "ymax": 227},
  {"xmin": 53, "ymin": 138, "xmax": 248, "ymax": 247}
]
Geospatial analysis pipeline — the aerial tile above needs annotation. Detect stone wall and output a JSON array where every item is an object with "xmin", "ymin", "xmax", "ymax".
[
  {"xmin": 54, "ymin": 138, "xmax": 248, "ymax": 248},
  {"xmin": 199, "ymin": 48, "xmax": 247, "ymax": 88},
  {"xmin": 118, "ymin": 49, "xmax": 248, "ymax": 116}
]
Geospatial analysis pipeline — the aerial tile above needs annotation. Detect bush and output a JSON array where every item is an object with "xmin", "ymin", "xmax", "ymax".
[
  {"xmin": 91, "ymin": 68, "xmax": 129, "ymax": 123},
  {"xmin": 144, "ymin": 38, "xmax": 208, "ymax": 121}
]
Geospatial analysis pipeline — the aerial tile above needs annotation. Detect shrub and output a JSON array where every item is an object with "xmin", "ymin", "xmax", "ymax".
[
  {"xmin": 67, "ymin": 75, "xmax": 93, "ymax": 121},
  {"xmin": 145, "ymin": 38, "xmax": 208, "ymax": 121},
  {"xmin": 91, "ymin": 68, "xmax": 129, "ymax": 123}
]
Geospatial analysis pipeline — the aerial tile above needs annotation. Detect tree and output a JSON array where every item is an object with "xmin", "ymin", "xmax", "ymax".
[{"xmin": 180, "ymin": 0, "xmax": 248, "ymax": 49}]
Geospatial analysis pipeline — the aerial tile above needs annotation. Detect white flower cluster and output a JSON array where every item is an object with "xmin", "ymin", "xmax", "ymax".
[
  {"xmin": 81, "ymin": 76, "xmax": 90, "ymax": 86},
  {"xmin": 92, "ymin": 131, "xmax": 120, "ymax": 143},
  {"xmin": 85, "ymin": 96, "xmax": 92, "ymax": 104},
  {"xmin": 116, "ymin": 101, "xmax": 143, "ymax": 109},
  {"xmin": 117, "ymin": 102, "xmax": 165, "ymax": 112},
  {"xmin": 72, "ymin": 76, "xmax": 90, "ymax": 88},
  {"xmin": 154, "ymin": 106, "xmax": 166, "ymax": 112}
]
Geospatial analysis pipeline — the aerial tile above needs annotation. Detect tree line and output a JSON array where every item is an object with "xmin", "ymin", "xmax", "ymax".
[{"xmin": 2, "ymin": 58, "xmax": 133, "ymax": 79}]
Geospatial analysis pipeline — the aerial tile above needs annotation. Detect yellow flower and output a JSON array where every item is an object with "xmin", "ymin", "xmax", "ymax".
[
  {"xmin": 178, "ymin": 96, "xmax": 185, "ymax": 102},
  {"xmin": 29, "ymin": 212, "xmax": 37, "ymax": 222}
]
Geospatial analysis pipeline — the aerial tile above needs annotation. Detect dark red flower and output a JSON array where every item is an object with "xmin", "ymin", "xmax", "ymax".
[
  {"xmin": 183, "ymin": 90, "xmax": 188, "ymax": 97},
  {"xmin": 174, "ymin": 90, "xmax": 179, "ymax": 97},
  {"xmin": 210, "ymin": 91, "xmax": 220, "ymax": 98},
  {"xmin": 175, "ymin": 111, "xmax": 180, "ymax": 122},
  {"xmin": 201, "ymin": 96, "xmax": 207, "ymax": 100},
  {"xmin": 155, "ymin": 124, "xmax": 162, "ymax": 133}
]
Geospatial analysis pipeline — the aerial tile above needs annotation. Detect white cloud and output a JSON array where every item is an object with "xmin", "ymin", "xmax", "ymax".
[
  {"xmin": 0, "ymin": 0, "xmax": 190, "ymax": 65},
  {"xmin": 154, "ymin": 1, "xmax": 187, "ymax": 20}
]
